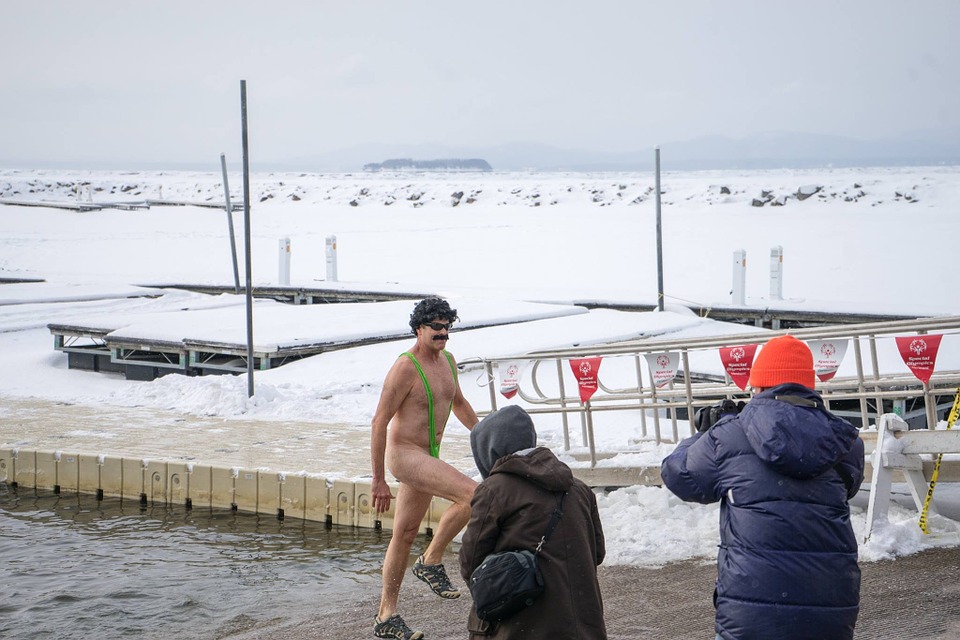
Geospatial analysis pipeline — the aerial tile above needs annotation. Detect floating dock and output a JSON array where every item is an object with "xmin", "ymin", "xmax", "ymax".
[
  {"xmin": 45, "ymin": 281, "xmax": 927, "ymax": 381},
  {"xmin": 0, "ymin": 198, "xmax": 243, "ymax": 212},
  {"xmin": 49, "ymin": 295, "xmax": 590, "ymax": 380}
]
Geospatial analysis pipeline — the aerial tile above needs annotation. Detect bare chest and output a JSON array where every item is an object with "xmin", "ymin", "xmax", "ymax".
[{"xmin": 402, "ymin": 354, "xmax": 456, "ymax": 414}]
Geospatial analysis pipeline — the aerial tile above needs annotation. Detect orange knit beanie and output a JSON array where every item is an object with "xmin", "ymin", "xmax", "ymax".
[{"xmin": 747, "ymin": 335, "xmax": 815, "ymax": 389}]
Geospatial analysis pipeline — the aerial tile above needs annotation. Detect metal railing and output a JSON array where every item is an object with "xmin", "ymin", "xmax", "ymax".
[{"xmin": 459, "ymin": 316, "xmax": 960, "ymax": 467}]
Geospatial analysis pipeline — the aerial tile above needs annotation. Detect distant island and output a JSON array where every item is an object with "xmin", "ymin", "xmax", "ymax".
[{"xmin": 363, "ymin": 158, "xmax": 493, "ymax": 172}]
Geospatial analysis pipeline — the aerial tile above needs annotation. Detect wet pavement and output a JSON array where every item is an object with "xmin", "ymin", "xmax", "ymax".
[{"xmin": 223, "ymin": 545, "xmax": 960, "ymax": 639}]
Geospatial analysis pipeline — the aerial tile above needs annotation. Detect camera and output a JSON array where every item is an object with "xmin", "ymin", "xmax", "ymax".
[{"xmin": 695, "ymin": 399, "xmax": 746, "ymax": 433}]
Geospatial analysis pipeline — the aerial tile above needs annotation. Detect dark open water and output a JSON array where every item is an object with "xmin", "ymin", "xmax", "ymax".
[{"xmin": 0, "ymin": 484, "xmax": 388, "ymax": 639}]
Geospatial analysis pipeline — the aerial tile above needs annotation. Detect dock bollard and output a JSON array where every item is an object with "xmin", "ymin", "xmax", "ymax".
[
  {"xmin": 731, "ymin": 249, "xmax": 746, "ymax": 305},
  {"xmin": 279, "ymin": 237, "xmax": 291, "ymax": 286},
  {"xmin": 325, "ymin": 235, "xmax": 338, "ymax": 282},
  {"xmin": 769, "ymin": 245, "xmax": 783, "ymax": 300}
]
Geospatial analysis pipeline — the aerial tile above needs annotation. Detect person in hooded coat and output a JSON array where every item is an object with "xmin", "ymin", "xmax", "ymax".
[
  {"xmin": 661, "ymin": 335, "xmax": 864, "ymax": 640},
  {"xmin": 459, "ymin": 405, "xmax": 607, "ymax": 639}
]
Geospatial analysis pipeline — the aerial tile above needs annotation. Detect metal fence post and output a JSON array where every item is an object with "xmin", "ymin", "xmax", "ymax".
[{"xmin": 556, "ymin": 359, "xmax": 570, "ymax": 451}]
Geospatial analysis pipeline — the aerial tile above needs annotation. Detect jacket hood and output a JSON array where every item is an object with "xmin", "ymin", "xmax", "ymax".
[
  {"xmin": 471, "ymin": 405, "xmax": 538, "ymax": 479},
  {"xmin": 489, "ymin": 446, "xmax": 575, "ymax": 492},
  {"xmin": 737, "ymin": 383, "xmax": 860, "ymax": 479}
]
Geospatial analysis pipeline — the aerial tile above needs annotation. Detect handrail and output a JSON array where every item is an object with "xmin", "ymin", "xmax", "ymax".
[
  {"xmin": 459, "ymin": 316, "xmax": 960, "ymax": 467},
  {"xmin": 478, "ymin": 316, "xmax": 960, "ymax": 362}
]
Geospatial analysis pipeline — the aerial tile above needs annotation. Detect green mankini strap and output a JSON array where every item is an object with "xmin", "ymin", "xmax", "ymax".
[{"xmin": 401, "ymin": 350, "xmax": 457, "ymax": 458}]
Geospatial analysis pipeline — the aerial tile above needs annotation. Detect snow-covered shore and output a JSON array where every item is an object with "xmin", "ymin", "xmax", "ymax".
[{"xmin": 2, "ymin": 165, "xmax": 960, "ymax": 565}]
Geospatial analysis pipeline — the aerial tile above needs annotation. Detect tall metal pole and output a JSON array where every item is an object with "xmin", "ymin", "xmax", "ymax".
[
  {"xmin": 220, "ymin": 153, "xmax": 241, "ymax": 294},
  {"xmin": 241, "ymin": 80, "xmax": 254, "ymax": 398},
  {"xmin": 655, "ymin": 146, "xmax": 664, "ymax": 311}
]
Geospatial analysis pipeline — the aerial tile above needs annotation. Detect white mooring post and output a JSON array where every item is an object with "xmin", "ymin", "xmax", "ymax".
[
  {"xmin": 325, "ymin": 235, "xmax": 338, "ymax": 282},
  {"xmin": 279, "ymin": 237, "xmax": 291, "ymax": 286},
  {"xmin": 732, "ymin": 249, "xmax": 746, "ymax": 305},
  {"xmin": 770, "ymin": 245, "xmax": 783, "ymax": 300}
]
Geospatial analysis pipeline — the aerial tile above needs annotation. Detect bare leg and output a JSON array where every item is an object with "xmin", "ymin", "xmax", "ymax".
[
  {"xmin": 386, "ymin": 446, "xmax": 478, "ymax": 567},
  {"xmin": 378, "ymin": 484, "xmax": 432, "ymax": 620},
  {"xmin": 421, "ymin": 500, "xmax": 471, "ymax": 566}
]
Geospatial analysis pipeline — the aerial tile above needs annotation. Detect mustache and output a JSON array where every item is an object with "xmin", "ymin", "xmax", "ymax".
[{"xmin": 432, "ymin": 334, "xmax": 449, "ymax": 341}]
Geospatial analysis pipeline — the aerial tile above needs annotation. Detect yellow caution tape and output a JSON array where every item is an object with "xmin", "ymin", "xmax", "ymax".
[{"xmin": 919, "ymin": 387, "xmax": 960, "ymax": 534}]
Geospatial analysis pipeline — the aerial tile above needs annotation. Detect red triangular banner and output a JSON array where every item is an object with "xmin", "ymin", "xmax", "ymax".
[
  {"xmin": 569, "ymin": 357, "xmax": 603, "ymax": 403},
  {"xmin": 896, "ymin": 334, "xmax": 943, "ymax": 383},
  {"xmin": 718, "ymin": 344, "xmax": 759, "ymax": 390}
]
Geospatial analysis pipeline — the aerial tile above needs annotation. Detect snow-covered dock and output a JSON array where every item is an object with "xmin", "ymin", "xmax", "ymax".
[
  {"xmin": 0, "ymin": 197, "xmax": 243, "ymax": 212},
  {"xmin": 42, "ymin": 282, "xmax": 928, "ymax": 381},
  {"xmin": 48, "ymin": 296, "xmax": 593, "ymax": 380}
]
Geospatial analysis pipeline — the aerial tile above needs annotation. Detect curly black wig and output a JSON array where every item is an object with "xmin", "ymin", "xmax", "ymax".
[{"xmin": 409, "ymin": 297, "xmax": 458, "ymax": 334}]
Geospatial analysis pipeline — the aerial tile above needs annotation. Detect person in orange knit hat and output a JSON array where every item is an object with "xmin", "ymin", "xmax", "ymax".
[
  {"xmin": 747, "ymin": 334, "xmax": 817, "ymax": 389},
  {"xmin": 661, "ymin": 335, "xmax": 865, "ymax": 640}
]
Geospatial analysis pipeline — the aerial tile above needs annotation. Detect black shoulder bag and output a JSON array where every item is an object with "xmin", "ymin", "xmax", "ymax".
[{"xmin": 468, "ymin": 491, "xmax": 567, "ymax": 623}]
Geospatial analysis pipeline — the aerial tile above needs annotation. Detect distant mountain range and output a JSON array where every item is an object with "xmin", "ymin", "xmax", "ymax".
[
  {"xmin": 284, "ymin": 128, "xmax": 960, "ymax": 172},
  {"xmin": 3, "ymin": 129, "xmax": 957, "ymax": 173},
  {"xmin": 362, "ymin": 158, "xmax": 493, "ymax": 172}
]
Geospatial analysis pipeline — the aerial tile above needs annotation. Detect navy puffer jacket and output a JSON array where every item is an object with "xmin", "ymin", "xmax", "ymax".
[{"xmin": 661, "ymin": 383, "xmax": 864, "ymax": 640}]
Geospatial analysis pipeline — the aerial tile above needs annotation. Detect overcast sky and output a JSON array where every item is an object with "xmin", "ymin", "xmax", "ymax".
[{"xmin": 2, "ymin": 1, "xmax": 957, "ymax": 168}]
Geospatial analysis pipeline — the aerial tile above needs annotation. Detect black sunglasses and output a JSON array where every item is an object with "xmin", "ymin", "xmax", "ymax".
[{"xmin": 423, "ymin": 321, "xmax": 454, "ymax": 331}]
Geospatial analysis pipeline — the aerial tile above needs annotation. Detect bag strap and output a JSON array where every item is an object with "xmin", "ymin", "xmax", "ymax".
[
  {"xmin": 534, "ymin": 491, "xmax": 567, "ymax": 555},
  {"xmin": 774, "ymin": 393, "xmax": 820, "ymax": 409}
]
